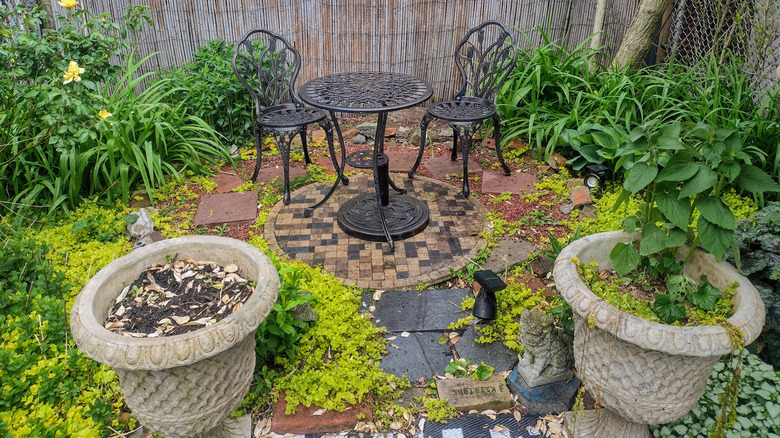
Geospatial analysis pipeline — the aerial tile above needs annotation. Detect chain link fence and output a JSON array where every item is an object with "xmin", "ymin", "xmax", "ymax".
[{"xmin": 667, "ymin": 0, "xmax": 780, "ymax": 93}]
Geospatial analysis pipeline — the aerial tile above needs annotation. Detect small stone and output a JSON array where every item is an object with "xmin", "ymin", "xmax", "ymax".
[
  {"xmin": 580, "ymin": 204, "xmax": 598, "ymax": 219},
  {"xmin": 396, "ymin": 126, "xmax": 411, "ymax": 140},
  {"xmin": 291, "ymin": 290, "xmax": 318, "ymax": 322},
  {"xmin": 437, "ymin": 129, "xmax": 454, "ymax": 139},
  {"xmin": 127, "ymin": 208, "xmax": 154, "ymax": 239},
  {"xmin": 571, "ymin": 186, "xmax": 592, "ymax": 207},
  {"xmin": 343, "ymin": 127, "xmax": 360, "ymax": 138},
  {"xmin": 560, "ymin": 204, "xmax": 574, "ymax": 214},
  {"xmin": 356, "ymin": 122, "xmax": 378, "ymax": 139},
  {"xmin": 565, "ymin": 178, "xmax": 584, "ymax": 189},
  {"xmin": 436, "ymin": 376, "xmax": 513, "ymax": 412},
  {"xmin": 384, "ymin": 127, "xmax": 398, "ymax": 137},
  {"xmin": 546, "ymin": 153, "xmax": 567, "ymax": 170},
  {"xmin": 352, "ymin": 134, "xmax": 367, "ymax": 144},
  {"xmin": 529, "ymin": 257, "xmax": 554, "ymax": 277},
  {"xmin": 228, "ymin": 144, "xmax": 239, "ymax": 158}
]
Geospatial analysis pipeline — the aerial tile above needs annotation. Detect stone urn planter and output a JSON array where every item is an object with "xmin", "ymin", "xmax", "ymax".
[
  {"xmin": 553, "ymin": 231, "xmax": 765, "ymax": 438},
  {"xmin": 70, "ymin": 236, "xmax": 280, "ymax": 438}
]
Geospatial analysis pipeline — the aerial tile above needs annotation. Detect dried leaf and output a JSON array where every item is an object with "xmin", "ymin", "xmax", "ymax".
[
  {"xmin": 115, "ymin": 305, "xmax": 126, "ymax": 317},
  {"xmin": 174, "ymin": 260, "xmax": 186, "ymax": 269},
  {"xmin": 164, "ymin": 291, "xmax": 176, "ymax": 298},
  {"xmin": 224, "ymin": 263, "xmax": 238, "ymax": 273},
  {"xmin": 104, "ymin": 321, "xmax": 124, "ymax": 330},
  {"xmin": 389, "ymin": 421, "xmax": 403, "ymax": 430},
  {"xmin": 221, "ymin": 294, "xmax": 231, "ymax": 304},
  {"xmin": 158, "ymin": 318, "xmax": 172, "ymax": 325},
  {"xmin": 116, "ymin": 285, "xmax": 131, "ymax": 303},
  {"xmin": 372, "ymin": 290, "xmax": 383, "ymax": 301},
  {"xmin": 389, "ymin": 343, "xmax": 400, "ymax": 350},
  {"xmin": 513, "ymin": 410, "xmax": 523, "ymax": 422},
  {"xmin": 172, "ymin": 315, "xmax": 190, "ymax": 325},
  {"xmin": 401, "ymin": 331, "xmax": 410, "ymax": 338},
  {"xmin": 232, "ymin": 302, "xmax": 242, "ymax": 313},
  {"xmin": 386, "ymin": 336, "xmax": 397, "ymax": 341},
  {"xmin": 312, "ymin": 409, "xmax": 327, "ymax": 416},
  {"xmin": 147, "ymin": 332, "xmax": 160, "ymax": 338}
]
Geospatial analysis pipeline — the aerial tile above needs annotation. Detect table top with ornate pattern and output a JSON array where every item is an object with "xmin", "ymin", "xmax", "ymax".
[{"xmin": 298, "ymin": 71, "xmax": 433, "ymax": 113}]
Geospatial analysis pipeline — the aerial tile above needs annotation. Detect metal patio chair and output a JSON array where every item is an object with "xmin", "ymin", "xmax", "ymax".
[
  {"xmin": 408, "ymin": 20, "xmax": 518, "ymax": 198},
  {"xmin": 232, "ymin": 29, "xmax": 340, "ymax": 205}
]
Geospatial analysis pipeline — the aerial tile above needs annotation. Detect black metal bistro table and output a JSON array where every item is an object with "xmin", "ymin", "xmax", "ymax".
[{"xmin": 298, "ymin": 72, "xmax": 433, "ymax": 251}]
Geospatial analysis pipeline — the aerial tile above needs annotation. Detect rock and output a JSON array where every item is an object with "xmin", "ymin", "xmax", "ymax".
[
  {"xmin": 291, "ymin": 290, "xmax": 318, "ymax": 322},
  {"xmin": 129, "ymin": 190, "xmax": 151, "ymax": 209},
  {"xmin": 311, "ymin": 129, "xmax": 327, "ymax": 143},
  {"xmin": 127, "ymin": 208, "xmax": 154, "ymax": 239},
  {"xmin": 529, "ymin": 257, "xmax": 554, "ymax": 277},
  {"xmin": 352, "ymin": 133, "xmax": 367, "ymax": 144},
  {"xmin": 436, "ymin": 375, "xmax": 514, "ymax": 412},
  {"xmin": 570, "ymin": 186, "xmax": 592, "ymax": 207},
  {"xmin": 384, "ymin": 127, "xmax": 397, "ymax": 137},
  {"xmin": 356, "ymin": 122, "xmax": 377, "ymax": 139},
  {"xmin": 228, "ymin": 144, "xmax": 239, "ymax": 158},
  {"xmin": 396, "ymin": 126, "xmax": 412, "ymax": 140},
  {"xmin": 580, "ymin": 203, "xmax": 598, "ymax": 219},
  {"xmin": 408, "ymin": 130, "xmax": 423, "ymax": 147},
  {"xmin": 482, "ymin": 239, "xmax": 534, "ymax": 275},
  {"xmin": 482, "ymin": 137, "xmax": 495, "ymax": 149},
  {"xmin": 343, "ymin": 127, "xmax": 360, "ymax": 138},
  {"xmin": 560, "ymin": 204, "xmax": 574, "ymax": 214},
  {"xmin": 437, "ymin": 129, "xmax": 453, "ymax": 139},
  {"xmin": 546, "ymin": 152, "xmax": 568, "ymax": 170},
  {"xmin": 566, "ymin": 178, "xmax": 584, "ymax": 189}
]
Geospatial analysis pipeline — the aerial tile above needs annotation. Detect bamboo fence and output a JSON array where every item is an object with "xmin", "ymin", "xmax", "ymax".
[{"xmin": 18, "ymin": 0, "xmax": 641, "ymax": 100}]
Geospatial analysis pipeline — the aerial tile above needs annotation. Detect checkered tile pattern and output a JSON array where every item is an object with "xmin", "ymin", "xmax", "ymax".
[{"xmin": 265, "ymin": 174, "xmax": 488, "ymax": 289}]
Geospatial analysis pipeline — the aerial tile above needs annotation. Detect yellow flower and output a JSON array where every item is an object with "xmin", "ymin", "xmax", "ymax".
[
  {"xmin": 57, "ymin": 0, "xmax": 78, "ymax": 8},
  {"xmin": 63, "ymin": 61, "xmax": 84, "ymax": 84},
  {"xmin": 98, "ymin": 110, "xmax": 112, "ymax": 121}
]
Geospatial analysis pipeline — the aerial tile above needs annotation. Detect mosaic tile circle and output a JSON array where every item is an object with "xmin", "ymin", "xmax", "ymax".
[{"xmin": 265, "ymin": 174, "xmax": 488, "ymax": 289}]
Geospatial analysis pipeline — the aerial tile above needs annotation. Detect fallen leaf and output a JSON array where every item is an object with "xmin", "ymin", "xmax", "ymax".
[
  {"xmin": 116, "ymin": 285, "xmax": 130, "ymax": 303},
  {"xmin": 401, "ymin": 331, "xmax": 410, "ymax": 338},
  {"xmin": 171, "ymin": 315, "xmax": 190, "ymax": 325},
  {"xmin": 232, "ymin": 302, "xmax": 242, "ymax": 313},
  {"xmin": 224, "ymin": 263, "xmax": 238, "ymax": 273},
  {"xmin": 513, "ymin": 410, "xmax": 523, "ymax": 422},
  {"xmin": 221, "ymin": 294, "xmax": 231, "ymax": 304},
  {"xmin": 386, "ymin": 336, "xmax": 397, "ymax": 341},
  {"xmin": 115, "ymin": 305, "xmax": 126, "ymax": 317},
  {"xmin": 373, "ymin": 290, "xmax": 383, "ymax": 301},
  {"xmin": 104, "ymin": 321, "xmax": 124, "ymax": 330},
  {"xmin": 158, "ymin": 318, "xmax": 172, "ymax": 325},
  {"xmin": 147, "ymin": 332, "xmax": 160, "ymax": 338},
  {"xmin": 311, "ymin": 408, "xmax": 327, "ymax": 416},
  {"xmin": 389, "ymin": 421, "xmax": 403, "ymax": 430},
  {"xmin": 390, "ymin": 343, "xmax": 400, "ymax": 350}
]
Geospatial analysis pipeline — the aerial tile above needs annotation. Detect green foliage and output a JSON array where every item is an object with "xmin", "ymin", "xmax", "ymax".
[
  {"xmin": 155, "ymin": 40, "xmax": 255, "ymax": 146},
  {"xmin": 422, "ymin": 397, "xmax": 458, "ymax": 423},
  {"xmin": 609, "ymin": 121, "xmax": 779, "ymax": 282},
  {"xmin": 443, "ymin": 358, "xmax": 493, "ymax": 381},
  {"xmin": 730, "ymin": 202, "xmax": 780, "ymax": 367},
  {"xmin": 0, "ymin": 204, "xmax": 134, "ymax": 436},
  {"xmin": 650, "ymin": 352, "xmax": 780, "ymax": 438}
]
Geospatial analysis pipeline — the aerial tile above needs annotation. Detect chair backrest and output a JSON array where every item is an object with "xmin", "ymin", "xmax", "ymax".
[
  {"xmin": 232, "ymin": 29, "xmax": 302, "ymax": 116},
  {"xmin": 452, "ymin": 20, "xmax": 518, "ymax": 101}
]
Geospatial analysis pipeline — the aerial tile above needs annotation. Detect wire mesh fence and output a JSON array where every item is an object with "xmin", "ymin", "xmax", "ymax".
[{"xmin": 666, "ymin": 0, "xmax": 780, "ymax": 94}]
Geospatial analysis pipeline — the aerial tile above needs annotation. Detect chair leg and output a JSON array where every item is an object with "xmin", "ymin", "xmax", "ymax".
[
  {"xmin": 451, "ymin": 127, "xmax": 458, "ymax": 161},
  {"xmin": 492, "ymin": 114, "xmax": 511, "ymax": 175},
  {"xmin": 453, "ymin": 124, "xmax": 474, "ymax": 198},
  {"xmin": 300, "ymin": 127, "xmax": 312, "ymax": 165},
  {"xmin": 271, "ymin": 130, "xmax": 295, "ymax": 205},
  {"xmin": 408, "ymin": 112, "xmax": 434, "ymax": 179},
  {"xmin": 251, "ymin": 125, "xmax": 264, "ymax": 182}
]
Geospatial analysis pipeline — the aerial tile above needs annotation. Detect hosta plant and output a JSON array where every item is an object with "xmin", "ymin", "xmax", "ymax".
[{"xmin": 609, "ymin": 120, "xmax": 780, "ymax": 323}]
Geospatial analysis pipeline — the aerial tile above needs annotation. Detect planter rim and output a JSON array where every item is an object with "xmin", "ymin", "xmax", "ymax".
[
  {"xmin": 553, "ymin": 231, "xmax": 765, "ymax": 357},
  {"xmin": 69, "ymin": 236, "xmax": 280, "ymax": 370}
]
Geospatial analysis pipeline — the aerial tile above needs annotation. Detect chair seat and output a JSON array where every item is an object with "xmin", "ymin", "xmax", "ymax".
[
  {"xmin": 259, "ymin": 105, "xmax": 325, "ymax": 129},
  {"xmin": 427, "ymin": 98, "xmax": 495, "ymax": 124}
]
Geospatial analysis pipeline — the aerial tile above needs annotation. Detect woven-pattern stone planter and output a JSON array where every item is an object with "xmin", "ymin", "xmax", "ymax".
[
  {"xmin": 553, "ymin": 231, "xmax": 765, "ymax": 438},
  {"xmin": 70, "ymin": 236, "xmax": 280, "ymax": 438}
]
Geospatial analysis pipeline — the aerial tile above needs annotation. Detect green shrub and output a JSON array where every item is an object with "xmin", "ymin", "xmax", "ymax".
[
  {"xmin": 650, "ymin": 352, "xmax": 780, "ymax": 437},
  {"xmin": 155, "ymin": 40, "xmax": 255, "ymax": 146}
]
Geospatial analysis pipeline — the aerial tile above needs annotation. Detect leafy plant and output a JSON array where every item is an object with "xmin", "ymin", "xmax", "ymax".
[
  {"xmin": 729, "ymin": 202, "xmax": 780, "ymax": 367},
  {"xmin": 155, "ymin": 40, "xmax": 255, "ymax": 146},
  {"xmin": 608, "ymin": 120, "xmax": 780, "ymax": 323},
  {"xmin": 650, "ymin": 351, "xmax": 780, "ymax": 437},
  {"xmin": 443, "ymin": 358, "xmax": 494, "ymax": 381}
]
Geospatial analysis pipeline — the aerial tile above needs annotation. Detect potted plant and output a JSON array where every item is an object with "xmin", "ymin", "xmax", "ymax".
[
  {"xmin": 553, "ymin": 121, "xmax": 777, "ymax": 437},
  {"xmin": 70, "ymin": 236, "xmax": 280, "ymax": 438}
]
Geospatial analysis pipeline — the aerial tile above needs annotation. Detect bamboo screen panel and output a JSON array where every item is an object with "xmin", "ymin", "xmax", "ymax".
[{"xmin": 20, "ymin": 0, "xmax": 641, "ymax": 100}]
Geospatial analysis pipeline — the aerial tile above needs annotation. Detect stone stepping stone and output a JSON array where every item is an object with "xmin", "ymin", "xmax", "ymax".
[
  {"xmin": 421, "ymin": 156, "xmax": 482, "ymax": 179},
  {"xmin": 436, "ymin": 375, "xmax": 513, "ymax": 412},
  {"xmin": 193, "ymin": 192, "xmax": 258, "ymax": 227},
  {"xmin": 371, "ymin": 289, "xmax": 470, "ymax": 332},
  {"xmin": 481, "ymin": 170, "xmax": 536, "ymax": 195},
  {"xmin": 423, "ymin": 412, "xmax": 540, "ymax": 438},
  {"xmin": 481, "ymin": 239, "xmax": 535, "ymax": 276},
  {"xmin": 453, "ymin": 326, "xmax": 518, "ymax": 373},
  {"xmin": 380, "ymin": 332, "xmax": 452, "ymax": 382},
  {"xmin": 254, "ymin": 165, "xmax": 307, "ymax": 184},
  {"xmin": 385, "ymin": 150, "xmax": 419, "ymax": 173},
  {"xmin": 211, "ymin": 171, "xmax": 245, "ymax": 194}
]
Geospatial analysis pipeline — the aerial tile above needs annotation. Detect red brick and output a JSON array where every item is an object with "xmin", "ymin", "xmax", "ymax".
[
  {"xmin": 193, "ymin": 192, "xmax": 258, "ymax": 227},
  {"xmin": 270, "ymin": 395, "xmax": 373, "ymax": 435}
]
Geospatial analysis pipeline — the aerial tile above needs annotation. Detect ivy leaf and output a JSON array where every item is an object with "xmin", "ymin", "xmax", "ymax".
[
  {"xmin": 698, "ymin": 217, "xmax": 733, "ymax": 261},
  {"xmin": 689, "ymin": 275, "xmax": 722, "ymax": 311},
  {"xmin": 623, "ymin": 162, "xmax": 658, "ymax": 194},
  {"xmin": 736, "ymin": 165, "xmax": 780, "ymax": 194},
  {"xmin": 679, "ymin": 164, "xmax": 717, "ymax": 198},
  {"xmin": 474, "ymin": 364, "xmax": 493, "ymax": 381},
  {"xmin": 640, "ymin": 223, "xmax": 667, "ymax": 256},
  {"xmin": 695, "ymin": 195, "xmax": 736, "ymax": 230},
  {"xmin": 656, "ymin": 190, "xmax": 691, "ymax": 230},
  {"xmin": 610, "ymin": 242, "xmax": 639, "ymax": 277},
  {"xmin": 653, "ymin": 294, "xmax": 687, "ymax": 324}
]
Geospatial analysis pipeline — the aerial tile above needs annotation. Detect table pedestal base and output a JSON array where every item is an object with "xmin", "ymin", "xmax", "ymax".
[{"xmin": 337, "ymin": 194, "xmax": 429, "ymax": 241}]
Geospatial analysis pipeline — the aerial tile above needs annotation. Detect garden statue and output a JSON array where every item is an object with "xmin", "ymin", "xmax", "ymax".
[{"xmin": 517, "ymin": 309, "xmax": 574, "ymax": 387}]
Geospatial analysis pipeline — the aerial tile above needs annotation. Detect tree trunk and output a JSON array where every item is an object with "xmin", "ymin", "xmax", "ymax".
[
  {"xmin": 612, "ymin": 0, "xmax": 675, "ymax": 69},
  {"xmin": 589, "ymin": 0, "xmax": 609, "ymax": 72}
]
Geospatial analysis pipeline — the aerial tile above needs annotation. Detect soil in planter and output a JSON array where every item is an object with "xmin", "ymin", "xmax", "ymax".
[{"xmin": 104, "ymin": 255, "xmax": 255, "ymax": 338}]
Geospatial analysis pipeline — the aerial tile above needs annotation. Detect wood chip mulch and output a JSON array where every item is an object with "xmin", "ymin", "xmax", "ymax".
[{"xmin": 104, "ymin": 256, "xmax": 255, "ymax": 338}]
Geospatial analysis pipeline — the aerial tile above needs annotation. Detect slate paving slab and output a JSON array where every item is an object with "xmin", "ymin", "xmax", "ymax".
[
  {"xmin": 423, "ymin": 413, "xmax": 541, "ymax": 438},
  {"xmin": 372, "ymin": 289, "xmax": 470, "ymax": 332},
  {"xmin": 380, "ymin": 332, "xmax": 453, "ymax": 382},
  {"xmin": 454, "ymin": 326, "xmax": 518, "ymax": 373},
  {"xmin": 385, "ymin": 151, "xmax": 419, "ymax": 173},
  {"xmin": 482, "ymin": 239, "xmax": 534, "ymax": 276},
  {"xmin": 481, "ymin": 170, "xmax": 536, "ymax": 195},
  {"xmin": 193, "ymin": 192, "xmax": 258, "ymax": 227},
  {"xmin": 212, "ymin": 171, "xmax": 245, "ymax": 194},
  {"xmin": 421, "ymin": 156, "xmax": 482, "ymax": 179}
]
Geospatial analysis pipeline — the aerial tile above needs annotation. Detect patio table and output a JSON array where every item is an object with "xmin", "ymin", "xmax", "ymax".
[{"xmin": 299, "ymin": 71, "xmax": 433, "ymax": 251}]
